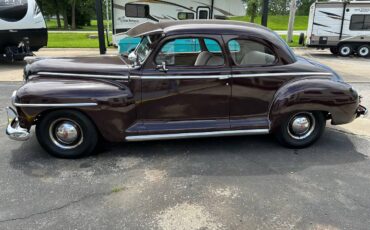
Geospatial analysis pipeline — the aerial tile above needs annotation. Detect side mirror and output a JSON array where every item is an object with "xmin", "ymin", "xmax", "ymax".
[
  {"xmin": 156, "ymin": 62, "xmax": 168, "ymax": 72},
  {"xmin": 128, "ymin": 51, "xmax": 138, "ymax": 65}
]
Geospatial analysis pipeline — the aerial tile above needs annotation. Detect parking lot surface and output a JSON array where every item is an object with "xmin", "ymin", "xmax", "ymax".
[{"xmin": 0, "ymin": 48, "xmax": 369, "ymax": 230}]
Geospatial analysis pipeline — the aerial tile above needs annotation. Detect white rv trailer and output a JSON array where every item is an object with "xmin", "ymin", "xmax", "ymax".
[
  {"xmin": 306, "ymin": 1, "xmax": 370, "ymax": 57},
  {"xmin": 111, "ymin": 0, "xmax": 246, "ymax": 45},
  {"xmin": 0, "ymin": 0, "xmax": 47, "ymax": 61}
]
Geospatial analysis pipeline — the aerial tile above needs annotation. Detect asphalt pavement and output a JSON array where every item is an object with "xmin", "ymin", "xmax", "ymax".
[{"xmin": 0, "ymin": 49, "xmax": 369, "ymax": 230}]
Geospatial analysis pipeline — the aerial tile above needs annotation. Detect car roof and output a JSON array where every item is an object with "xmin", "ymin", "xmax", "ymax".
[{"xmin": 126, "ymin": 20, "xmax": 273, "ymax": 37}]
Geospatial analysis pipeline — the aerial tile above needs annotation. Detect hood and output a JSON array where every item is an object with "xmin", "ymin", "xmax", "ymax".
[{"xmin": 24, "ymin": 55, "xmax": 132, "ymax": 78}]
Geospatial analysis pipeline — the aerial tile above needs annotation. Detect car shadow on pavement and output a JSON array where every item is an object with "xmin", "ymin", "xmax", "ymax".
[{"xmin": 9, "ymin": 128, "xmax": 368, "ymax": 179}]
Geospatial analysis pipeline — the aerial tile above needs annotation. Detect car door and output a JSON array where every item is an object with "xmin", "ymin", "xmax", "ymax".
[
  {"xmin": 137, "ymin": 34, "xmax": 231, "ymax": 134},
  {"xmin": 224, "ymin": 35, "xmax": 296, "ymax": 130}
]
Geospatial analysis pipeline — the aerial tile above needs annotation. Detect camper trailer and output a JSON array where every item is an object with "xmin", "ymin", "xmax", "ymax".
[
  {"xmin": 112, "ymin": 0, "xmax": 246, "ymax": 53},
  {"xmin": 306, "ymin": 1, "xmax": 370, "ymax": 57},
  {"xmin": 0, "ymin": 0, "xmax": 47, "ymax": 61}
]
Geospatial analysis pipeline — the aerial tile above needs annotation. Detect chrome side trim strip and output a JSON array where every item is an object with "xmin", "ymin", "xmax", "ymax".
[
  {"xmin": 140, "ymin": 75, "xmax": 231, "ymax": 80},
  {"xmin": 13, "ymin": 102, "xmax": 98, "ymax": 108},
  {"xmin": 138, "ymin": 72, "xmax": 332, "ymax": 80},
  {"xmin": 125, "ymin": 129, "xmax": 269, "ymax": 142},
  {"xmin": 37, "ymin": 72, "xmax": 129, "ymax": 80},
  {"xmin": 232, "ymin": 72, "xmax": 332, "ymax": 78},
  {"xmin": 36, "ymin": 72, "xmax": 332, "ymax": 80}
]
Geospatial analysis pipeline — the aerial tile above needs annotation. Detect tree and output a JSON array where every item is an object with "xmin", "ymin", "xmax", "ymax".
[
  {"xmin": 296, "ymin": 0, "xmax": 316, "ymax": 15},
  {"xmin": 247, "ymin": 0, "xmax": 260, "ymax": 23}
]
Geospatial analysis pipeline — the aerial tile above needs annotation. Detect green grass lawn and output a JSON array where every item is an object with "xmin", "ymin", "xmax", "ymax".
[
  {"xmin": 47, "ymin": 33, "xmax": 109, "ymax": 48},
  {"xmin": 229, "ymin": 15, "xmax": 308, "ymax": 31},
  {"xmin": 45, "ymin": 19, "xmax": 108, "ymax": 31},
  {"xmin": 46, "ymin": 16, "xmax": 308, "ymax": 31},
  {"xmin": 47, "ymin": 33, "xmax": 301, "ymax": 49}
]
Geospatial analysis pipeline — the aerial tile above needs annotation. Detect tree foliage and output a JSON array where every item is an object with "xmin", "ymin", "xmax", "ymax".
[
  {"xmin": 243, "ymin": 0, "xmax": 313, "ymax": 18},
  {"xmin": 37, "ymin": 0, "xmax": 95, "ymax": 29}
]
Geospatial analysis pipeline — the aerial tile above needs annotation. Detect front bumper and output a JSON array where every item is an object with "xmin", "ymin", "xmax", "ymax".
[
  {"xmin": 356, "ymin": 105, "xmax": 368, "ymax": 118},
  {"xmin": 6, "ymin": 107, "xmax": 30, "ymax": 141}
]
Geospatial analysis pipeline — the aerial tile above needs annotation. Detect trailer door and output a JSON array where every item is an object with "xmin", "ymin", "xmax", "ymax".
[{"xmin": 197, "ymin": 7, "xmax": 210, "ymax": 19}]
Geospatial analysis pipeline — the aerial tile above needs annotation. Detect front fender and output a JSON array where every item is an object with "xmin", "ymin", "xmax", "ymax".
[
  {"xmin": 269, "ymin": 78, "xmax": 359, "ymax": 130},
  {"xmin": 14, "ymin": 77, "xmax": 136, "ymax": 142}
]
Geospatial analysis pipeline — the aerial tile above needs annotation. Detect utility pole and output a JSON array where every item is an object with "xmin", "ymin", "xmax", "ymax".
[
  {"xmin": 261, "ymin": 0, "xmax": 269, "ymax": 27},
  {"xmin": 96, "ymin": 0, "xmax": 106, "ymax": 54},
  {"xmin": 287, "ymin": 0, "xmax": 297, "ymax": 43}
]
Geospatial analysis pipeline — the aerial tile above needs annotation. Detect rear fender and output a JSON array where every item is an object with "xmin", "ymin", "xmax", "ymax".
[{"xmin": 269, "ymin": 78, "xmax": 359, "ymax": 131}]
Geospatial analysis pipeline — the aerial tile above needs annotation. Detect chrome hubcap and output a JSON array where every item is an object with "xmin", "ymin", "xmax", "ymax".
[
  {"xmin": 56, "ymin": 122, "xmax": 79, "ymax": 144},
  {"xmin": 341, "ymin": 47, "xmax": 350, "ymax": 55},
  {"xmin": 49, "ymin": 119, "xmax": 83, "ymax": 149},
  {"xmin": 287, "ymin": 113, "xmax": 316, "ymax": 140},
  {"xmin": 359, "ymin": 47, "xmax": 369, "ymax": 56}
]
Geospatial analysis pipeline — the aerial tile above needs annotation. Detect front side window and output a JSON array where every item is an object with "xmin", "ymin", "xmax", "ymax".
[
  {"xmin": 155, "ymin": 37, "xmax": 225, "ymax": 67},
  {"xmin": 178, "ymin": 12, "xmax": 194, "ymax": 20},
  {"xmin": 350, "ymin": 14, "xmax": 370, "ymax": 30},
  {"xmin": 125, "ymin": 4, "xmax": 149, "ymax": 18},
  {"xmin": 228, "ymin": 39, "xmax": 277, "ymax": 66}
]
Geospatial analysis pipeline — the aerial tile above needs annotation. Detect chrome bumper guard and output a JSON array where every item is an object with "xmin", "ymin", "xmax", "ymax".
[
  {"xmin": 6, "ymin": 107, "xmax": 30, "ymax": 141},
  {"xmin": 356, "ymin": 105, "xmax": 368, "ymax": 118}
]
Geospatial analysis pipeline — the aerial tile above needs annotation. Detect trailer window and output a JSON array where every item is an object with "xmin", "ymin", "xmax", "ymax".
[
  {"xmin": 350, "ymin": 15, "xmax": 370, "ymax": 30},
  {"xmin": 178, "ymin": 12, "xmax": 195, "ymax": 20},
  {"xmin": 125, "ymin": 4, "xmax": 149, "ymax": 18},
  {"xmin": 0, "ymin": 0, "xmax": 28, "ymax": 22}
]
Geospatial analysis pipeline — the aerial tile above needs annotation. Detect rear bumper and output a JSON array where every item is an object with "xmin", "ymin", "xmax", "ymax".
[
  {"xmin": 5, "ymin": 107, "xmax": 30, "ymax": 141},
  {"xmin": 356, "ymin": 105, "xmax": 368, "ymax": 118}
]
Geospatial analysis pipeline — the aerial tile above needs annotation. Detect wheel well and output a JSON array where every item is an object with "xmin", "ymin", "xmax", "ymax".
[
  {"xmin": 270, "ymin": 110, "xmax": 329, "ymax": 132},
  {"xmin": 35, "ymin": 108, "xmax": 104, "ymax": 140}
]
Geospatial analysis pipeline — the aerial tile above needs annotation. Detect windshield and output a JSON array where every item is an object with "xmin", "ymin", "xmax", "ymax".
[{"xmin": 135, "ymin": 36, "xmax": 152, "ymax": 64}]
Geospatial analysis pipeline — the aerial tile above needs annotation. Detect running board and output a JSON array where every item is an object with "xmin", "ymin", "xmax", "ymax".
[{"xmin": 125, "ymin": 129, "xmax": 269, "ymax": 142}]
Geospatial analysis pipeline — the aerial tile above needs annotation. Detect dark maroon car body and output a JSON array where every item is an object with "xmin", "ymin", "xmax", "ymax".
[{"xmin": 6, "ymin": 21, "xmax": 367, "ymax": 157}]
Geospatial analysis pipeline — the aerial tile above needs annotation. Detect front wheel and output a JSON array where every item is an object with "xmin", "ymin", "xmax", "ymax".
[
  {"xmin": 338, "ymin": 44, "xmax": 353, "ymax": 57},
  {"xmin": 36, "ymin": 110, "xmax": 98, "ymax": 158},
  {"xmin": 275, "ymin": 111, "xmax": 326, "ymax": 148}
]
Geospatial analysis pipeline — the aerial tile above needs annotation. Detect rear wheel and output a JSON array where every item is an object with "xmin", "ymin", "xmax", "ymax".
[
  {"xmin": 329, "ymin": 47, "xmax": 338, "ymax": 55},
  {"xmin": 338, "ymin": 44, "xmax": 353, "ymax": 57},
  {"xmin": 36, "ymin": 110, "xmax": 98, "ymax": 158},
  {"xmin": 275, "ymin": 111, "xmax": 326, "ymax": 148},
  {"xmin": 357, "ymin": 45, "xmax": 370, "ymax": 58}
]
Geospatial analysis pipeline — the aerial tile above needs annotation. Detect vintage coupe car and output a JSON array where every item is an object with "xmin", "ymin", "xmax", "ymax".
[{"xmin": 6, "ymin": 21, "xmax": 368, "ymax": 158}]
